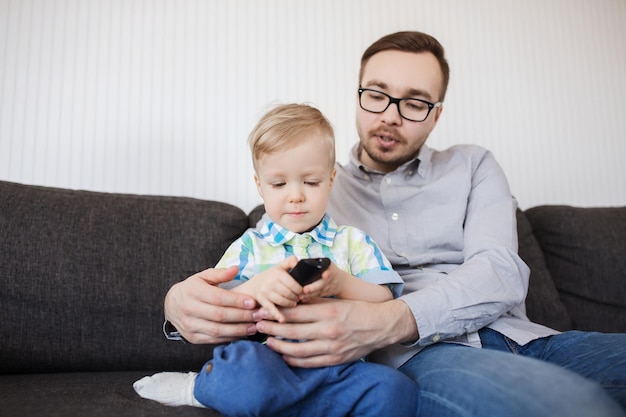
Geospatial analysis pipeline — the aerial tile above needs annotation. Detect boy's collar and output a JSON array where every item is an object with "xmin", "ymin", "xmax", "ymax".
[{"xmin": 261, "ymin": 213, "xmax": 337, "ymax": 247}]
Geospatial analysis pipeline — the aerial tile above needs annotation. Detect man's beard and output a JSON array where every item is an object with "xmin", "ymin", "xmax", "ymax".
[{"xmin": 360, "ymin": 136, "xmax": 416, "ymax": 169}]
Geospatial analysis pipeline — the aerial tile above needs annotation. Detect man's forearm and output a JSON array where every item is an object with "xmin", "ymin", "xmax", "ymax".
[{"xmin": 381, "ymin": 299, "xmax": 419, "ymax": 346}]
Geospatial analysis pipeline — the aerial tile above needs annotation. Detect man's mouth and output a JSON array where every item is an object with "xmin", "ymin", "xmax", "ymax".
[{"xmin": 375, "ymin": 132, "xmax": 400, "ymax": 148}]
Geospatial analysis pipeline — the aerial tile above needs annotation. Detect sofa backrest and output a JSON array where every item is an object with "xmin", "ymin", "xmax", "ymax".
[
  {"xmin": 516, "ymin": 209, "xmax": 573, "ymax": 331},
  {"xmin": 0, "ymin": 181, "xmax": 249, "ymax": 374},
  {"xmin": 525, "ymin": 205, "xmax": 626, "ymax": 333}
]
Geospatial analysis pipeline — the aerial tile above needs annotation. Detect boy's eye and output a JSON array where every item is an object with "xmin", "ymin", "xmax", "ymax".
[
  {"xmin": 304, "ymin": 181, "xmax": 320, "ymax": 186},
  {"xmin": 271, "ymin": 182, "xmax": 286, "ymax": 188}
]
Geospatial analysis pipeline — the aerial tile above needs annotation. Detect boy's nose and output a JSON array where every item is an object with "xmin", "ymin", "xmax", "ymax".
[{"xmin": 288, "ymin": 186, "xmax": 305, "ymax": 202}]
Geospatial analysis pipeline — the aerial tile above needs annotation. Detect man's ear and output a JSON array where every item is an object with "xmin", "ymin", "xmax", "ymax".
[
  {"xmin": 433, "ymin": 105, "xmax": 443, "ymax": 124},
  {"xmin": 254, "ymin": 174, "xmax": 263, "ymax": 197}
]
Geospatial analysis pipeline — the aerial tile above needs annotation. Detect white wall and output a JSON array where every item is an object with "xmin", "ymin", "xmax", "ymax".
[{"xmin": 1, "ymin": 0, "xmax": 625, "ymax": 213}]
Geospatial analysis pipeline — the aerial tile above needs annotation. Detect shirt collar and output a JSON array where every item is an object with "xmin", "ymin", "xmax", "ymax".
[{"xmin": 260, "ymin": 213, "xmax": 338, "ymax": 247}]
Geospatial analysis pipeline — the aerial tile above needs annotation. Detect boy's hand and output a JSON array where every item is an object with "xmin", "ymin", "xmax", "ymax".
[
  {"xmin": 299, "ymin": 262, "xmax": 346, "ymax": 302},
  {"xmin": 233, "ymin": 256, "xmax": 302, "ymax": 323}
]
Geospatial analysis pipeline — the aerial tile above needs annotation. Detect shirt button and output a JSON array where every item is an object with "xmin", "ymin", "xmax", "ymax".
[
  {"xmin": 391, "ymin": 213, "xmax": 399, "ymax": 221},
  {"xmin": 385, "ymin": 177, "xmax": 392, "ymax": 185},
  {"xmin": 432, "ymin": 334, "xmax": 441, "ymax": 343}
]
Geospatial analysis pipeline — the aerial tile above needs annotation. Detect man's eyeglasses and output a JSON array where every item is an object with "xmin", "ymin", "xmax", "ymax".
[{"xmin": 358, "ymin": 88, "xmax": 442, "ymax": 122}]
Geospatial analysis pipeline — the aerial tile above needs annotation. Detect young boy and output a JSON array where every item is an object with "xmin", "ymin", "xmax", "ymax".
[{"xmin": 134, "ymin": 104, "xmax": 420, "ymax": 417}]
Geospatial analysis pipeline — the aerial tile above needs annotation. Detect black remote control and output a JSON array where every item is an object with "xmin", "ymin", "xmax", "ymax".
[{"xmin": 289, "ymin": 257, "xmax": 331, "ymax": 286}]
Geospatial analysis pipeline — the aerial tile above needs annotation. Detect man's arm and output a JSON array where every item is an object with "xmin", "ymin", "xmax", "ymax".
[
  {"xmin": 399, "ymin": 149, "xmax": 529, "ymax": 345},
  {"xmin": 164, "ymin": 266, "xmax": 258, "ymax": 344}
]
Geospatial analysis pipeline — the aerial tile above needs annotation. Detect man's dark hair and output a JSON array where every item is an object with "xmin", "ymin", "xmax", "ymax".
[{"xmin": 359, "ymin": 31, "xmax": 450, "ymax": 101}]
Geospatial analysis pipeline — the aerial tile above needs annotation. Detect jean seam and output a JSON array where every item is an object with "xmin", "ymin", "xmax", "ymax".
[{"xmin": 504, "ymin": 335, "xmax": 520, "ymax": 354}]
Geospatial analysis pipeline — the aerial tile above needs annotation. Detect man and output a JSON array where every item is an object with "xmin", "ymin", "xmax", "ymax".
[{"xmin": 164, "ymin": 31, "xmax": 626, "ymax": 416}]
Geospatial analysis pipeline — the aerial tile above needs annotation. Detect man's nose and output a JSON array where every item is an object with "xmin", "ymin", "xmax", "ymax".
[{"xmin": 381, "ymin": 101, "xmax": 402, "ymax": 125}]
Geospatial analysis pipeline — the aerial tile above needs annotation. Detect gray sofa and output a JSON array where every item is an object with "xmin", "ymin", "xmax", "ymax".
[{"xmin": 1, "ymin": 179, "xmax": 625, "ymax": 416}]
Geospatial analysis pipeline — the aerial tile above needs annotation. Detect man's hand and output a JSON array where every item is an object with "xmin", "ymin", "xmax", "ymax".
[
  {"xmin": 254, "ymin": 298, "xmax": 418, "ymax": 368},
  {"xmin": 164, "ymin": 266, "xmax": 258, "ymax": 344}
]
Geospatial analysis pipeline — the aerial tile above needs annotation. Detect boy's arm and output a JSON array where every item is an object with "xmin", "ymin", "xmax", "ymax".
[
  {"xmin": 302, "ymin": 262, "xmax": 393, "ymax": 303},
  {"xmin": 332, "ymin": 266, "xmax": 394, "ymax": 302},
  {"xmin": 214, "ymin": 232, "xmax": 301, "ymax": 322},
  {"xmin": 233, "ymin": 257, "xmax": 302, "ymax": 322}
]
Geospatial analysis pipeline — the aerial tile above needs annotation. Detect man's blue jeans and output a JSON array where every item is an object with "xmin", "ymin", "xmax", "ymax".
[
  {"xmin": 399, "ymin": 329, "xmax": 626, "ymax": 417},
  {"xmin": 194, "ymin": 340, "xmax": 419, "ymax": 417}
]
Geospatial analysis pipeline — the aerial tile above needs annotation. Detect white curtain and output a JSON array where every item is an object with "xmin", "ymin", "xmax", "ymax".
[{"xmin": 1, "ymin": 0, "xmax": 625, "ymax": 212}]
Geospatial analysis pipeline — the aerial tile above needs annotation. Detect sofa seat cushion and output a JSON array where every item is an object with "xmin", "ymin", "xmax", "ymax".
[
  {"xmin": 525, "ymin": 205, "xmax": 626, "ymax": 333},
  {"xmin": 0, "ymin": 371, "xmax": 223, "ymax": 416}
]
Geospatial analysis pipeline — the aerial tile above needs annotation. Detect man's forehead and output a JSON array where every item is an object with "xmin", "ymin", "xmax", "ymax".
[{"xmin": 361, "ymin": 50, "xmax": 443, "ymax": 99}]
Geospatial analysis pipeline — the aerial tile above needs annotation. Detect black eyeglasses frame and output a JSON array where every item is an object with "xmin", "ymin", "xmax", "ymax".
[{"xmin": 357, "ymin": 88, "xmax": 442, "ymax": 122}]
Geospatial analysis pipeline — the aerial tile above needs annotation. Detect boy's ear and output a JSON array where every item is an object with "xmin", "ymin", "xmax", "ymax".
[
  {"xmin": 329, "ymin": 168, "xmax": 337, "ymax": 188},
  {"xmin": 254, "ymin": 174, "xmax": 263, "ymax": 197}
]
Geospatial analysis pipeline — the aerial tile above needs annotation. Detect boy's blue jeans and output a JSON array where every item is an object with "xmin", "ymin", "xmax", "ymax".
[
  {"xmin": 400, "ymin": 329, "xmax": 626, "ymax": 417},
  {"xmin": 194, "ymin": 340, "xmax": 419, "ymax": 417}
]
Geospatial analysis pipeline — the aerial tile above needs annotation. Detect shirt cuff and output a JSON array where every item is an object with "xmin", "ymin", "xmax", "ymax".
[{"xmin": 163, "ymin": 319, "xmax": 188, "ymax": 343}]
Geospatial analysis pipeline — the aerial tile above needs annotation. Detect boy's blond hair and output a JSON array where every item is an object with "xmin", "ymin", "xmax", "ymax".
[{"xmin": 248, "ymin": 103, "xmax": 335, "ymax": 171}]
